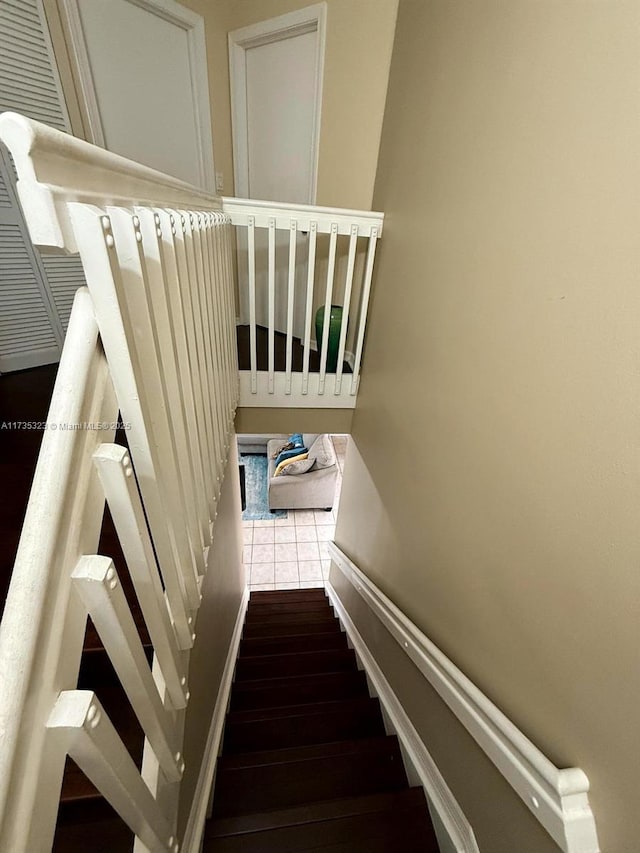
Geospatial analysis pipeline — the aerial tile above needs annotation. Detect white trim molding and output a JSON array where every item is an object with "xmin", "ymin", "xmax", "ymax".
[
  {"xmin": 56, "ymin": 0, "xmax": 105, "ymax": 147},
  {"xmin": 238, "ymin": 371, "xmax": 357, "ymax": 408},
  {"xmin": 182, "ymin": 586, "xmax": 249, "ymax": 853},
  {"xmin": 325, "ymin": 580, "xmax": 480, "ymax": 853},
  {"xmin": 228, "ymin": 2, "xmax": 326, "ymax": 203},
  {"xmin": 327, "ymin": 543, "xmax": 600, "ymax": 853}
]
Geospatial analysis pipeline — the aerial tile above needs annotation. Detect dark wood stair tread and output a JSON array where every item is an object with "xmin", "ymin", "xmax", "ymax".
[
  {"xmin": 249, "ymin": 589, "xmax": 327, "ymax": 604},
  {"xmin": 212, "ymin": 736, "xmax": 407, "ymax": 818},
  {"xmin": 243, "ymin": 619, "xmax": 342, "ymax": 638},
  {"xmin": 218, "ymin": 736, "xmax": 391, "ymax": 770},
  {"xmin": 205, "ymin": 788, "xmax": 436, "ymax": 853},
  {"xmin": 231, "ymin": 669, "xmax": 369, "ymax": 712},
  {"xmin": 240, "ymin": 630, "xmax": 347, "ymax": 658},
  {"xmin": 53, "ymin": 800, "xmax": 134, "ymax": 853},
  {"xmin": 227, "ymin": 695, "xmax": 378, "ymax": 725},
  {"xmin": 208, "ymin": 787, "xmax": 427, "ymax": 835},
  {"xmin": 235, "ymin": 647, "xmax": 357, "ymax": 681},
  {"xmin": 224, "ymin": 696, "xmax": 385, "ymax": 753},
  {"xmin": 247, "ymin": 599, "xmax": 333, "ymax": 616},
  {"xmin": 244, "ymin": 610, "xmax": 338, "ymax": 627}
]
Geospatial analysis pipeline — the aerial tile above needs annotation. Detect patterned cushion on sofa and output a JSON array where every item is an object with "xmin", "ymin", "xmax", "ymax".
[{"xmin": 279, "ymin": 455, "xmax": 315, "ymax": 476}]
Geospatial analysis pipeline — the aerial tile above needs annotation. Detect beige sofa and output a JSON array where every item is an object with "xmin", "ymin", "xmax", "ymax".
[{"xmin": 267, "ymin": 434, "xmax": 338, "ymax": 511}]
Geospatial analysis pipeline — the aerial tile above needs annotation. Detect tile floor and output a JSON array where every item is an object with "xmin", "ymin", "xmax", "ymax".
[{"xmin": 243, "ymin": 434, "xmax": 347, "ymax": 592}]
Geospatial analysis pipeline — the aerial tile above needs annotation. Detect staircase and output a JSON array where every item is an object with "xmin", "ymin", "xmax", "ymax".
[
  {"xmin": 0, "ymin": 114, "xmax": 388, "ymax": 852},
  {"xmin": 205, "ymin": 589, "xmax": 439, "ymax": 852}
]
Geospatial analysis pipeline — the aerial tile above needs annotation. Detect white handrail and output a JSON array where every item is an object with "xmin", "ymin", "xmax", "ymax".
[
  {"xmin": 0, "ymin": 111, "xmax": 221, "ymax": 251},
  {"xmin": 222, "ymin": 195, "xmax": 383, "ymax": 237},
  {"xmin": 327, "ymin": 542, "xmax": 600, "ymax": 853}
]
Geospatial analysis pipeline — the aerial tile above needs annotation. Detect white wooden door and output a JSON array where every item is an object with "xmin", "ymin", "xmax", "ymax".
[
  {"xmin": 230, "ymin": 5, "xmax": 325, "ymax": 337},
  {"xmin": 62, "ymin": 0, "xmax": 215, "ymax": 191}
]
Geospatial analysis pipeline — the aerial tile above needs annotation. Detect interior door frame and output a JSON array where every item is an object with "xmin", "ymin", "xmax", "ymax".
[
  {"xmin": 228, "ymin": 2, "xmax": 327, "ymax": 203},
  {"xmin": 57, "ymin": 0, "xmax": 216, "ymax": 192}
]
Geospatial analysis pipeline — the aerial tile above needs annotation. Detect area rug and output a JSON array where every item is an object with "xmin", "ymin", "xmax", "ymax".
[{"xmin": 241, "ymin": 454, "xmax": 288, "ymax": 520}]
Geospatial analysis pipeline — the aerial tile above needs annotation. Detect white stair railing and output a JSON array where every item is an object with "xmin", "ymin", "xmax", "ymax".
[
  {"xmin": 0, "ymin": 113, "xmax": 238, "ymax": 852},
  {"xmin": 222, "ymin": 197, "xmax": 384, "ymax": 408}
]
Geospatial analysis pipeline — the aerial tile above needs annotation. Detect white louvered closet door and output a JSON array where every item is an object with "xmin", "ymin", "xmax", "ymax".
[{"xmin": 0, "ymin": 0, "xmax": 87, "ymax": 372}]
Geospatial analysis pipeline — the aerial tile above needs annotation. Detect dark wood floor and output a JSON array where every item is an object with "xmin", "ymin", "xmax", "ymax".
[{"xmin": 236, "ymin": 325, "xmax": 352, "ymax": 373}]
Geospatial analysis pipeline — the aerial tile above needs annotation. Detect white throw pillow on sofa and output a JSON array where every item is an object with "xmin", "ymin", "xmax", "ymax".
[{"xmin": 308, "ymin": 434, "xmax": 336, "ymax": 469}]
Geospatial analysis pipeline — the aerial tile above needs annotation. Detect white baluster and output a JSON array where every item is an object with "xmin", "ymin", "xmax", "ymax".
[
  {"xmin": 201, "ymin": 215, "xmax": 227, "ymax": 438},
  {"xmin": 193, "ymin": 214, "xmax": 226, "ymax": 483},
  {"xmin": 168, "ymin": 209, "xmax": 216, "ymax": 523},
  {"xmin": 71, "ymin": 556, "xmax": 184, "ymax": 782},
  {"xmin": 154, "ymin": 208, "xmax": 210, "ymax": 544},
  {"xmin": 351, "ymin": 226, "xmax": 379, "ymax": 395},
  {"xmin": 247, "ymin": 215, "xmax": 257, "ymax": 394},
  {"xmin": 302, "ymin": 221, "xmax": 318, "ymax": 395},
  {"xmin": 181, "ymin": 211, "xmax": 222, "ymax": 500},
  {"xmin": 47, "ymin": 691, "xmax": 178, "ymax": 853},
  {"xmin": 335, "ymin": 224, "xmax": 359, "ymax": 394},
  {"xmin": 136, "ymin": 208, "xmax": 206, "ymax": 569},
  {"xmin": 224, "ymin": 220, "xmax": 241, "ymax": 406},
  {"xmin": 220, "ymin": 216, "xmax": 236, "ymax": 429},
  {"xmin": 285, "ymin": 219, "xmax": 297, "ymax": 394},
  {"xmin": 268, "ymin": 217, "xmax": 276, "ymax": 393},
  {"xmin": 220, "ymin": 215, "xmax": 238, "ymax": 422},
  {"xmin": 107, "ymin": 206, "xmax": 201, "ymax": 613},
  {"xmin": 204, "ymin": 213, "xmax": 232, "ymax": 460},
  {"xmin": 319, "ymin": 222, "xmax": 338, "ymax": 394}
]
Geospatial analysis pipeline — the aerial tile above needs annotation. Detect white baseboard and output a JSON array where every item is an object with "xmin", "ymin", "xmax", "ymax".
[
  {"xmin": 326, "ymin": 580, "xmax": 480, "ymax": 853},
  {"xmin": 182, "ymin": 586, "xmax": 249, "ymax": 853}
]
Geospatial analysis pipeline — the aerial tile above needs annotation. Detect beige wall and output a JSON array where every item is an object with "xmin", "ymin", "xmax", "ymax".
[
  {"xmin": 177, "ymin": 439, "xmax": 245, "ymax": 837},
  {"xmin": 334, "ymin": 1, "xmax": 640, "ymax": 851},
  {"xmin": 180, "ymin": 0, "xmax": 398, "ymax": 209},
  {"xmin": 235, "ymin": 406, "xmax": 352, "ymax": 435}
]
